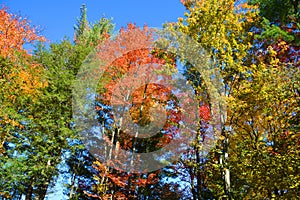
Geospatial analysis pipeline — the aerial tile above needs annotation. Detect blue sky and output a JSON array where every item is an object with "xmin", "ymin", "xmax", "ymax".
[{"xmin": 2, "ymin": 0, "xmax": 186, "ymax": 42}]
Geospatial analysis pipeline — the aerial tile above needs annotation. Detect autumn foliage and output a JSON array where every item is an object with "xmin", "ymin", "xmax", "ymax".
[
  {"xmin": 86, "ymin": 24, "xmax": 185, "ymax": 199},
  {"xmin": 0, "ymin": 7, "xmax": 47, "ymax": 155},
  {"xmin": 0, "ymin": 6, "xmax": 46, "ymax": 98},
  {"xmin": 0, "ymin": 6, "xmax": 45, "ymax": 59},
  {"xmin": 1, "ymin": 1, "xmax": 299, "ymax": 199}
]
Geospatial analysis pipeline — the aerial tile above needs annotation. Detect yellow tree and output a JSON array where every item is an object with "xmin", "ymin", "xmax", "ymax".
[
  {"xmin": 228, "ymin": 43, "xmax": 300, "ymax": 198},
  {"xmin": 173, "ymin": 0, "xmax": 299, "ymax": 199},
  {"xmin": 224, "ymin": 0, "xmax": 300, "ymax": 197},
  {"xmin": 169, "ymin": 0, "xmax": 259, "ymax": 198}
]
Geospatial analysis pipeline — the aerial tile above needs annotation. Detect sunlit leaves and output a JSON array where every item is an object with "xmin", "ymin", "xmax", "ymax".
[{"xmin": 0, "ymin": 7, "xmax": 47, "ymax": 156}]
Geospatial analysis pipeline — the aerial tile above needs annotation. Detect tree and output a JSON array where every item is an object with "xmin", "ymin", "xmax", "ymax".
[
  {"xmin": 223, "ymin": 0, "xmax": 300, "ymax": 198},
  {"xmin": 0, "ymin": 6, "xmax": 47, "ymax": 199},
  {"xmin": 170, "ymin": 0, "xmax": 259, "ymax": 198},
  {"xmin": 80, "ymin": 23, "xmax": 189, "ymax": 199},
  {"xmin": 173, "ymin": 0, "xmax": 299, "ymax": 199},
  {"xmin": 33, "ymin": 6, "xmax": 114, "ymax": 199},
  {"xmin": 227, "ymin": 47, "xmax": 300, "ymax": 198}
]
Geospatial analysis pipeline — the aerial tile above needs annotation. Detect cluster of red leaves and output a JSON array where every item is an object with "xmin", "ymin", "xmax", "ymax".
[
  {"xmin": 199, "ymin": 104, "xmax": 211, "ymax": 122},
  {"xmin": 92, "ymin": 162, "xmax": 158, "ymax": 200},
  {"xmin": 96, "ymin": 24, "xmax": 181, "ymax": 150},
  {"xmin": 0, "ymin": 6, "xmax": 45, "ymax": 59},
  {"xmin": 268, "ymin": 130, "xmax": 300, "ymax": 156},
  {"xmin": 270, "ymin": 40, "xmax": 300, "ymax": 68}
]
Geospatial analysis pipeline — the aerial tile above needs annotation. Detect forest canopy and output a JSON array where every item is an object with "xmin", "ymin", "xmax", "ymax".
[{"xmin": 0, "ymin": 1, "xmax": 299, "ymax": 199}]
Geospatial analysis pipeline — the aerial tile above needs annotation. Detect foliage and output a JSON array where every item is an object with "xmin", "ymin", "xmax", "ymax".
[
  {"xmin": 83, "ymin": 23, "xmax": 185, "ymax": 199},
  {"xmin": 0, "ymin": 5, "xmax": 113, "ymax": 199},
  {"xmin": 0, "ymin": 7, "xmax": 47, "ymax": 199},
  {"xmin": 174, "ymin": 0, "xmax": 299, "ymax": 199},
  {"xmin": 0, "ymin": 1, "xmax": 299, "ymax": 199},
  {"xmin": 170, "ymin": 0, "xmax": 259, "ymax": 198},
  {"xmin": 249, "ymin": 0, "xmax": 299, "ymax": 24}
]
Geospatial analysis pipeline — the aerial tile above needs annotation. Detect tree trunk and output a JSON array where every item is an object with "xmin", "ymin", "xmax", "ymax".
[
  {"xmin": 195, "ymin": 133, "xmax": 202, "ymax": 200},
  {"xmin": 69, "ymin": 173, "xmax": 76, "ymax": 199},
  {"xmin": 190, "ymin": 174, "xmax": 197, "ymax": 200},
  {"xmin": 37, "ymin": 182, "xmax": 50, "ymax": 200},
  {"xmin": 220, "ymin": 131, "xmax": 231, "ymax": 199},
  {"xmin": 25, "ymin": 177, "xmax": 34, "ymax": 200}
]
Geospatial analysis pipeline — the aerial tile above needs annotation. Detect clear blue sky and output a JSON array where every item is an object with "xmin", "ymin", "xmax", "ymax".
[{"xmin": 2, "ymin": 0, "xmax": 186, "ymax": 42}]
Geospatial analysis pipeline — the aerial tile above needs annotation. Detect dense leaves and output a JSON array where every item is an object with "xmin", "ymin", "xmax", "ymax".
[{"xmin": 1, "ymin": 1, "xmax": 299, "ymax": 199}]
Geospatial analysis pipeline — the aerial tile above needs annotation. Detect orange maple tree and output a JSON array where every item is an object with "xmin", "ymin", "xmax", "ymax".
[
  {"xmin": 0, "ymin": 6, "xmax": 45, "ymax": 58},
  {"xmin": 0, "ymin": 6, "xmax": 46, "ymax": 154},
  {"xmin": 0, "ymin": 6, "xmax": 46, "ymax": 98},
  {"xmin": 87, "ymin": 24, "xmax": 184, "ymax": 199},
  {"xmin": 85, "ymin": 22, "xmax": 212, "ymax": 199}
]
